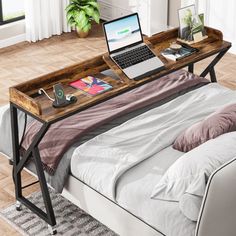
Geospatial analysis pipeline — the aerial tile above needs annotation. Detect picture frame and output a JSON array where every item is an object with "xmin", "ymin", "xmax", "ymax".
[{"xmin": 178, "ymin": 4, "xmax": 197, "ymax": 41}]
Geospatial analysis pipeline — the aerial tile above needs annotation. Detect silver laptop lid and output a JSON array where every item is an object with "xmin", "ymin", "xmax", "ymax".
[{"xmin": 103, "ymin": 13, "xmax": 143, "ymax": 54}]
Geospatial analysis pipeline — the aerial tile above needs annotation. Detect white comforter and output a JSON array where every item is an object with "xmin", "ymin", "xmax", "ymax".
[{"xmin": 71, "ymin": 83, "xmax": 236, "ymax": 201}]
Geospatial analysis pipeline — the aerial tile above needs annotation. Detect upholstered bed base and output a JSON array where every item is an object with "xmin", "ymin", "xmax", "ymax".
[
  {"xmin": 61, "ymin": 157, "xmax": 236, "ymax": 236},
  {"xmin": 62, "ymin": 159, "xmax": 236, "ymax": 236},
  {"xmin": 62, "ymin": 175, "xmax": 164, "ymax": 236},
  {"xmin": 196, "ymin": 158, "xmax": 236, "ymax": 236}
]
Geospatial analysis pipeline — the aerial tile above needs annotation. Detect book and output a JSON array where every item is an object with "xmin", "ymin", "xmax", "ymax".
[
  {"xmin": 69, "ymin": 76, "xmax": 113, "ymax": 96},
  {"xmin": 161, "ymin": 44, "xmax": 198, "ymax": 61}
]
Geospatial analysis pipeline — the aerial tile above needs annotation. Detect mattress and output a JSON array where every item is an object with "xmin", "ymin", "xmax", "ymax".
[{"xmin": 71, "ymin": 144, "xmax": 195, "ymax": 236}]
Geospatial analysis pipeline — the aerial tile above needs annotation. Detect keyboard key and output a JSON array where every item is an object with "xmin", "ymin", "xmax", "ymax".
[{"xmin": 113, "ymin": 45, "xmax": 155, "ymax": 69}]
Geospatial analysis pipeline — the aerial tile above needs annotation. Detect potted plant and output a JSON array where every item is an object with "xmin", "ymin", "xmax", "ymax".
[{"xmin": 66, "ymin": 0, "xmax": 100, "ymax": 38}]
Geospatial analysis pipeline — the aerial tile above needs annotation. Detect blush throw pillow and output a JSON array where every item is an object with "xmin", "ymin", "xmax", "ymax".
[{"xmin": 173, "ymin": 104, "xmax": 236, "ymax": 152}]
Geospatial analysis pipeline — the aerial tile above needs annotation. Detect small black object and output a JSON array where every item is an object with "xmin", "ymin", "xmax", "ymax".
[
  {"xmin": 51, "ymin": 229, "xmax": 57, "ymax": 235},
  {"xmin": 70, "ymin": 96, "xmax": 77, "ymax": 103},
  {"xmin": 16, "ymin": 206, "xmax": 22, "ymax": 211},
  {"xmin": 53, "ymin": 83, "xmax": 67, "ymax": 106},
  {"xmin": 9, "ymin": 159, "xmax": 13, "ymax": 165},
  {"xmin": 66, "ymin": 94, "xmax": 77, "ymax": 103},
  {"xmin": 52, "ymin": 85, "xmax": 77, "ymax": 108},
  {"xmin": 52, "ymin": 98, "xmax": 77, "ymax": 108},
  {"xmin": 52, "ymin": 96, "xmax": 77, "ymax": 108},
  {"xmin": 15, "ymin": 201, "xmax": 22, "ymax": 211}
]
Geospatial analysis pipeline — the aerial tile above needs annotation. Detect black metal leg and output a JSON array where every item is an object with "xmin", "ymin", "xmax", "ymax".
[
  {"xmin": 200, "ymin": 48, "xmax": 230, "ymax": 82},
  {"xmin": 32, "ymin": 147, "xmax": 56, "ymax": 226},
  {"xmin": 210, "ymin": 68, "xmax": 217, "ymax": 83},
  {"xmin": 10, "ymin": 103, "xmax": 57, "ymax": 233},
  {"xmin": 188, "ymin": 63, "xmax": 194, "ymax": 73},
  {"xmin": 10, "ymin": 103, "xmax": 22, "ymax": 200}
]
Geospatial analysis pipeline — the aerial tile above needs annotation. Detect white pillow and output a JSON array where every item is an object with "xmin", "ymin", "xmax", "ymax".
[
  {"xmin": 179, "ymin": 193, "xmax": 203, "ymax": 222},
  {"xmin": 151, "ymin": 132, "xmax": 236, "ymax": 202}
]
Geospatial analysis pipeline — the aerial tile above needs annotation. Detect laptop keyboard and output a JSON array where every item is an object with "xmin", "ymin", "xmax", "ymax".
[{"xmin": 113, "ymin": 45, "xmax": 156, "ymax": 69}]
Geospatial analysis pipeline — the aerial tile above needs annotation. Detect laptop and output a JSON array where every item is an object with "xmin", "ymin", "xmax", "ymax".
[{"xmin": 103, "ymin": 13, "xmax": 165, "ymax": 80}]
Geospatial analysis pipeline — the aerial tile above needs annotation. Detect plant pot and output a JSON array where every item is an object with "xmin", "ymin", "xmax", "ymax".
[{"xmin": 76, "ymin": 28, "xmax": 89, "ymax": 38}]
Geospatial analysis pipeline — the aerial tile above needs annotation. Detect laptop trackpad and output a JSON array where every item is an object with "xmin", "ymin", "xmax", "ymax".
[{"xmin": 123, "ymin": 57, "xmax": 164, "ymax": 80}]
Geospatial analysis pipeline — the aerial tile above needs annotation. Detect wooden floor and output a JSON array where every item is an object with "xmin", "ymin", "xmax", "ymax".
[
  {"xmin": 0, "ymin": 23, "xmax": 236, "ymax": 235},
  {"xmin": 0, "ymin": 154, "xmax": 39, "ymax": 236}
]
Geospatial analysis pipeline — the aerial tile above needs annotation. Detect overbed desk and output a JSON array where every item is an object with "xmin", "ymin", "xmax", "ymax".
[{"xmin": 9, "ymin": 27, "xmax": 231, "ymax": 234}]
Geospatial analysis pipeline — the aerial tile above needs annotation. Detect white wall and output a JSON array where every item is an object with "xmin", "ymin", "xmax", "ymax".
[
  {"xmin": 0, "ymin": 20, "xmax": 26, "ymax": 48},
  {"xmin": 168, "ymin": 0, "xmax": 181, "ymax": 27}
]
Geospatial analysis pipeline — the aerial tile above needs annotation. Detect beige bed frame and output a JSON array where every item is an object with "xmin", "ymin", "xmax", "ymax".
[
  {"xmin": 62, "ymin": 175, "xmax": 163, "ymax": 236},
  {"xmin": 61, "ymin": 158, "xmax": 236, "ymax": 236}
]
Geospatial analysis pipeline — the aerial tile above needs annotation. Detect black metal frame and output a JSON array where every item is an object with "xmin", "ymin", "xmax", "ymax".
[
  {"xmin": 10, "ymin": 104, "xmax": 56, "ymax": 231},
  {"xmin": 0, "ymin": 0, "xmax": 25, "ymax": 26},
  {"xmin": 9, "ymin": 45, "xmax": 231, "ymax": 234},
  {"xmin": 187, "ymin": 47, "xmax": 230, "ymax": 82}
]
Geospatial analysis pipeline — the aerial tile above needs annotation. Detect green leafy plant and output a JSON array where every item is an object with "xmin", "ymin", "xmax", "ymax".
[
  {"xmin": 66, "ymin": 0, "xmax": 100, "ymax": 33},
  {"xmin": 182, "ymin": 9, "xmax": 193, "ymax": 28},
  {"xmin": 181, "ymin": 9, "xmax": 204, "ymax": 41}
]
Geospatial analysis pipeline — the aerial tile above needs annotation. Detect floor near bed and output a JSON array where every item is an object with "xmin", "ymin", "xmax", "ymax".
[
  {"xmin": 0, "ymin": 23, "xmax": 236, "ymax": 235},
  {"xmin": 0, "ymin": 153, "xmax": 39, "ymax": 235}
]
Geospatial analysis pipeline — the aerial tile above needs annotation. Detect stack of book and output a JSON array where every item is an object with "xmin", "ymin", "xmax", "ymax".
[{"xmin": 161, "ymin": 44, "xmax": 198, "ymax": 61}]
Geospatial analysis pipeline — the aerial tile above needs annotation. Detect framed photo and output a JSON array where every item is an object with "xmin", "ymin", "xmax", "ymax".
[{"xmin": 178, "ymin": 5, "xmax": 196, "ymax": 40}]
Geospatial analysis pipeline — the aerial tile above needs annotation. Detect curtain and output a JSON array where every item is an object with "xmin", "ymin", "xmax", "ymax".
[
  {"xmin": 181, "ymin": 0, "xmax": 236, "ymax": 53},
  {"xmin": 207, "ymin": 0, "xmax": 236, "ymax": 53},
  {"xmin": 24, "ymin": 0, "xmax": 71, "ymax": 42}
]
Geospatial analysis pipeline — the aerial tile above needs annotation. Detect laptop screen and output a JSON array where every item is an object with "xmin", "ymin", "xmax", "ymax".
[{"xmin": 103, "ymin": 13, "xmax": 143, "ymax": 53}]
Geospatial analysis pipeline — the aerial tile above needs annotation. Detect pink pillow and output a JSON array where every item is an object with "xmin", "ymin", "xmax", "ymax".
[{"xmin": 173, "ymin": 104, "xmax": 236, "ymax": 152}]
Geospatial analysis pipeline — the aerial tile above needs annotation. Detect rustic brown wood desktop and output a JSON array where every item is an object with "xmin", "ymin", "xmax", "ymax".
[{"xmin": 9, "ymin": 27, "xmax": 231, "ymax": 234}]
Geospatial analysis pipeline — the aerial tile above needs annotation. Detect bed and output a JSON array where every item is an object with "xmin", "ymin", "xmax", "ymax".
[{"xmin": 1, "ymin": 69, "xmax": 236, "ymax": 236}]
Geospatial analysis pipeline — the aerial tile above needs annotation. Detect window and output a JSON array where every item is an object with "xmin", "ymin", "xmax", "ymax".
[{"xmin": 0, "ymin": 0, "xmax": 25, "ymax": 25}]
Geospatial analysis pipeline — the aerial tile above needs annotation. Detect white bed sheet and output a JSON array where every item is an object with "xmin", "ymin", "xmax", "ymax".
[{"xmin": 71, "ymin": 145, "xmax": 196, "ymax": 236}]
